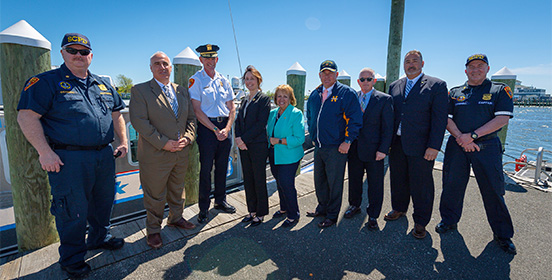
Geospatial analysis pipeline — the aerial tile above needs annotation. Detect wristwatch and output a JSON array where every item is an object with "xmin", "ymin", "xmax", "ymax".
[
  {"xmin": 470, "ymin": 131, "xmax": 478, "ymax": 140},
  {"xmin": 278, "ymin": 138, "xmax": 282, "ymax": 144}
]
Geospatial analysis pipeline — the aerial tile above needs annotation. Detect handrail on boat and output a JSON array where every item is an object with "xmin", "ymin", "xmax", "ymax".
[{"xmin": 505, "ymin": 147, "xmax": 551, "ymax": 186}]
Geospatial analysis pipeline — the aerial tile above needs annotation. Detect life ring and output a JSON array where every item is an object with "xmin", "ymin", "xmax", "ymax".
[{"xmin": 515, "ymin": 155, "xmax": 527, "ymax": 171}]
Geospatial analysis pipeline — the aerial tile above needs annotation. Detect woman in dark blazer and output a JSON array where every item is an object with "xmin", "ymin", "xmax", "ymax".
[
  {"xmin": 235, "ymin": 65, "xmax": 271, "ymax": 226},
  {"xmin": 267, "ymin": 84, "xmax": 305, "ymax": 227}
]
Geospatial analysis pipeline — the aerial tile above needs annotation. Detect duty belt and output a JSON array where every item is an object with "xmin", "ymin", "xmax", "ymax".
[
  {"xmin": 50, "ymin": 143, "xmax": 108, "ymax": 151},
  {"xmin": 209, "ymin": 116, "xmax": 228, "ymax": 122},
  {"xmin": 475, "ymin": 133, "xmax": 498, "ymax": 142}
]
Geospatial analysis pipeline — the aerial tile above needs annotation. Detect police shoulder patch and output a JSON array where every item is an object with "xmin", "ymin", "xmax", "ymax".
[
  {"xmin": 189, "ymin": 78, "xmax": 195, "ymax": 88},
  {"xmin": 98, "ymin": 84, "xmax": 108, "ymax": 91},
  {"xmin": 59, "ymin": 81, "xmax": 72, "ymax": 90},
  {"xmin": 24, "ymin": 77, "xmax": 40, "ymax": 91},
  {"xmin": 504, "ymin": 86, "xmax": 513, "ymax": 99}
]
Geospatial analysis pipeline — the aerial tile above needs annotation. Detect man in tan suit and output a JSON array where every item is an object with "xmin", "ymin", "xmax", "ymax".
[{"xmin": 129, "ymin": 51, "xmax": 197, "ymax": 249}]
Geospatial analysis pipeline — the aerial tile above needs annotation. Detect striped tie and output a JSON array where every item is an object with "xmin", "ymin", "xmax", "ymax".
[
  {"xmin": 164, "ymin": 85, "xmax": 178, "ymax": 117},
  {"xmin": 405, "ymin": 80, "xmax": 414, "ymax": 98}
]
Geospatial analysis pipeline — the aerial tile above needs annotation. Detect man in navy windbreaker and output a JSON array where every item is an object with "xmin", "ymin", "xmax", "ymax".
[{"xmin": 306, "ymin": 60, "xmax": 363, "ymax": 228}]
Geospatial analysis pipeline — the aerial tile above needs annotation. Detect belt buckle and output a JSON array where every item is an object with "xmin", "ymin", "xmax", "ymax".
[{"xmin": 217, "ymin": 116, "xmax": 224, "ymax": 122}]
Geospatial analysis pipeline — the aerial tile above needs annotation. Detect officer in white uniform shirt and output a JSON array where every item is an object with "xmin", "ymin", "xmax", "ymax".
[{"xmin": 188, "ymin": 44, "xmax": 236, "ymax": 223}]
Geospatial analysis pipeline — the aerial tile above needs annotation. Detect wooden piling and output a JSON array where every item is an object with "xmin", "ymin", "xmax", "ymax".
[
  {"xmin": 385, "ymin": 0, "xmax": 405, "ymax": 92},
  {"xmin": 0, "ymin": 20, "xmax": 58, "ymax": 251},
  {"xmin": 173, "ymin": 47, "xmax": 202, "ymax": 205},
  {"xmin": 286, "ymin": 62, "xmax": 307, "ymax": 112}
]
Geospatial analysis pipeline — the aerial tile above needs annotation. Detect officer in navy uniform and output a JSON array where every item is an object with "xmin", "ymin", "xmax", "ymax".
[
  {"xmin": 189, "ymin": 44, "xmax": 236, "ymax": 223},
  {"xmin": 436, "ymin": 54, "xmax": 516, "ymax": 255},
  {"xmin": 17, "ymin": 33, "xmax": 128, "ymax": 277}
]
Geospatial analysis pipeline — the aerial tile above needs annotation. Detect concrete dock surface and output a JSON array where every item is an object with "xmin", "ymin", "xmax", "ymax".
[{"xmin": 1, "ymin": 162, "xmax": 550, "ymax": 279}]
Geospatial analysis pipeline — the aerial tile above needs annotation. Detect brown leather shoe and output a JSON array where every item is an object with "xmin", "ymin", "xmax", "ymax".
[
  {"xmin": 412, "ymin": 224, "xmax": 427, "ymax": 239},
  {"xmin": 167, "ymin": 217, "xmax": 196, "ymax": 230},
  {"xmin": 384, "ymin": 210, "xmax": 406, "ymax": 221},
  {"xmin": 147, "ymin": 233, "xmax": 163, "ymax": 249},
  {"xmin": 318, "ymin": 218, "xmax": 336, "ymax": 228}
]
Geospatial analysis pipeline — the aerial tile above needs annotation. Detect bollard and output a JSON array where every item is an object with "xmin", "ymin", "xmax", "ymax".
[
  {"xmin": 374, "ymin": 73, "xmax": 386, "ymax": 93},
  {"xmin": 491, "ymin": 67, "xmax": 516, "ymax": 152},
  {"xmin": 0, "ymin": 20, "xmax": 58, "ymax": 251},
  {"xmin": 286, "ymin": 62, "xmax": 306, "ymax": 112},
  {"xmin": 385, "ymin": 0, "xmax": 405, "ymax": 92},
  {"xmin": 337, "ymin": 70, "xmax": 351, "ymax": 87},
  {"xmin": 173, "ymin": 47, "xmax": 202, "ymax": 206}
]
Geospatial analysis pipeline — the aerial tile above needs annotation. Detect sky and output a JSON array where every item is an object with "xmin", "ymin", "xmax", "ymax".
[{"xmin": 1, "ymin": 0, "xmax": 551, "ymax": 96}]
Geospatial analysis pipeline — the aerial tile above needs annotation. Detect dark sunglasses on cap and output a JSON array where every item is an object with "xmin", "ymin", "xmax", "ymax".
[
  {"xmin": 359, "ymin": 77, "xmax": 374, "ymax": 82},
  {"xmin": 64, "ymin": 47, "xmax": 91, "ymax": 56}
]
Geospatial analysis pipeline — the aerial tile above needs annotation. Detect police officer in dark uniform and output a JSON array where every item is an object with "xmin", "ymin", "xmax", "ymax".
[
  {"xmin": 17, "ymin": 33, "xmax": 128, "ymax": 277},
  {"xmin": 436, "ymin": 54, "xmax": 516, "ymax": 255}
]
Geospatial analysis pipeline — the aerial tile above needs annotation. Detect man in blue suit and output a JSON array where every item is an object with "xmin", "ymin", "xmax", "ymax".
[
  {"xmin": 344, "ymin": 68, "xmax": 394, "ymax": 231},
  {"xmin": 384, "ymin": 50, "xmax": 448, "ymax": 239}
]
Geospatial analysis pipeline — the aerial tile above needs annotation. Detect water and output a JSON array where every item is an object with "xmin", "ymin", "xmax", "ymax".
[{"xmin": 437, "ymin": 106, "xmax": 551, "ymax": 171}]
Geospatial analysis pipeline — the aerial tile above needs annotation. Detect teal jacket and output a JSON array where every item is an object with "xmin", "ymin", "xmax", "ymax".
[{"xmin": 267, "ymin": 105, "xmax": 305, "ymax": 165}]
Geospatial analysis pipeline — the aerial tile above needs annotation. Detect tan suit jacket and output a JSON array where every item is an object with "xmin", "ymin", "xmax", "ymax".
[{"xmin": 129, "ymin": 79, "xmax": 196, "ymax": 234}]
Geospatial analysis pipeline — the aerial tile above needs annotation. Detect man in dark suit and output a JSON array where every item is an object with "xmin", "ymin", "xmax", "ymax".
[
  {"xmin": 344, "ymin": 68, "xmax": 393, "ymax": 230},
  {"xmin": 129, "ymin": 51, "xmax": 197, "ymax": 249},
  {"xmin": 385, "ymin": 50, "xmax": 448, "ymax": 239}
]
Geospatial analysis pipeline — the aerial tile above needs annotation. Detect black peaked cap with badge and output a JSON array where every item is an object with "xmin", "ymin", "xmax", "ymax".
[{"xmin": 196, "ymin": 44, "xmax": 219, "ymax": 58}]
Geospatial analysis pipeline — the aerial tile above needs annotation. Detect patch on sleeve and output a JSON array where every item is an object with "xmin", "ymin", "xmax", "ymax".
[
  {"xmin": 188, "ymin": 78, "xmax": 195, "ymax": 88},
  {"xmin": 24, "ymin": 77, "xmax": 40, "ymax": 91},
  {"xmin": 504, "ymin": 86, "xmax": 513, "ymax": 99}
]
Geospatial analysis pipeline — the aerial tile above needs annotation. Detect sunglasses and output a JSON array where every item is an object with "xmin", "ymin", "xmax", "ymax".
[
  {"xmin": 64, "ymin": 47, "xmax": 91, "ymax": 56},
  {"xmin": 359, "ymin": 77, "xmax": 374, "ymax": 82}
]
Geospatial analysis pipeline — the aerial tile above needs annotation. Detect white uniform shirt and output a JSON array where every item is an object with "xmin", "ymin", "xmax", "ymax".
[{"xmin": 189, "ymin": 69, "xmax": 235, "ymax": 118}]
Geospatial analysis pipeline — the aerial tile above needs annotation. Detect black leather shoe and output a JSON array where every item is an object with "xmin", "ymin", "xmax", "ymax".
[
  {"xmin": 272, "ymin": 210, "xmax": 287, "ymax": 218},
  {"xmin": 435, "ymin": 222, "xmax": 457, "ymax": 234},
  {"xmin": 366, "ymin": 217, "xmax": 378, "ymax": 231},
  {"xmin": 214, "ymin": 201, "xmax": 236, "ymax": 213},
  {"xmin": 282, "ymin": 218, "xmax": 299, "ymax": 228},
  {"xmin": 344, "ymin": 205, "xmax": 361, "ymax": 219},
  {"xmin": 198, "ymin": 211, "xmax": 209, "ymax": 224},
  {"xmin": 87, "ymin": 236, "xmax": 125, "ymax": 250},
  {"xmin": 494, "ymin": 235, "xmax": 517, "ymax": 255},
  {"xmin": 250, "ymin": 216, "xmax": 263, "ymax": 227},
  {"xmin": 60, "ymin": 261, "xmax": 91, "ymax": 278},
  {"xmin": 242, "ymin": 214, "xmax": 254, "ymax": 223},
  {"xmin": 318, "ymin": 218, "xmax": 336, "ymax": 228}
]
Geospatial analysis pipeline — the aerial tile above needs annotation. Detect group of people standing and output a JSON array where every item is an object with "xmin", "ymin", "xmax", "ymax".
[{"xmin": 14, "ymin": 32, "xmax": 517, "ymax": 278}]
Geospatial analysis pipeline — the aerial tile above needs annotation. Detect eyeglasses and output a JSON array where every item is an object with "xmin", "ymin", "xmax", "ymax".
[
  {"xmin": 359, "ymin": 77, "xmax": 374, "ymax": 82},
  {"xmin": 64, "ymin": 47, "xmax": 91, "ymax": 56}
]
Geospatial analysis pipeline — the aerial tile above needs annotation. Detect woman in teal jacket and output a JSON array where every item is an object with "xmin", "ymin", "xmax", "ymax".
[{"xmin": 267, "ymin": 84, "xmax": 305, "ymax": 227}]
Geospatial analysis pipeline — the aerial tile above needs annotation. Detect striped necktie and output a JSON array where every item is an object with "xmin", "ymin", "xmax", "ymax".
[
  {"xmin": 164, "ymin": 85, "xmax": 178, "ymax": 117},
  {"xmin": 405, "ymin": 80, "xmax": 414, "ymax": 98}
]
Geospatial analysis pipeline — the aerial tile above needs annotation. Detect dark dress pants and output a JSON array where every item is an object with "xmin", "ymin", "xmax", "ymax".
[
  {"xmin": 269, "ymin": 149, "xmax": 301, "ymax": 220},
  {"xmin": 313, "ymin": 146, "xmax": 348, "ymax": 221},
  {"xmin": 239, "ymin": 142, "xmax": 269, "ymax": 216},
  {"xmin": 440, "ymin": 137, "xmax": 514, "ymax": 238},
  {"xmin": 48, "ymin": 146, "xmax": 115, "ymax": 267},
  {"xmin": 348, "ymin": 146, "xmax": 385, "ymax": 219},
  {"xmin": 389, "ymin": 137, "xmax": 435, "ymax": 226},
  {"xmin": 197, "ymin": 121, "xmax": 232, "ymax": 213}
]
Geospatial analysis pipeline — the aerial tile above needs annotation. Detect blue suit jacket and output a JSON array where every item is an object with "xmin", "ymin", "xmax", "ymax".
[
  {"xmin": 267, "ymin": 105, "xmax": 305, "ymax": 165},
  {"xmin": 352, "ymin": 89, "xmax": 394, "ymax": 162},
  {"xmin": 388, "ymin": 74, "xmax": 448, "ymax": 156}
]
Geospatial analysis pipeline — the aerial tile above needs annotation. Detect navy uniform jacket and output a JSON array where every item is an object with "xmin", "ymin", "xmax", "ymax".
[
  {"xmin": 388, "ymin": 74, "xmax": 448, "ymax": 156},
  {"xmin": 306, "ymin": 82, "xmax": 363, "ymax": 148},
  {"xmin": 353, "ymin": 90, "xmax": 394, "ymax": 162},
  {"xmin": 17, "ymin": 63, "xmax": 125, "ymax": 146},
  {"xmin": 448, "ymin": 78, "xmax": 514, "ymax": 135}
]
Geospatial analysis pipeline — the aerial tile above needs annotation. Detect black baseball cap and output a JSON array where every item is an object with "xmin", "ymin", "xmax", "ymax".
[
  {"xmin": 320, "ymin": 60, "xmax": 337, "ymax": 72},
  {"xmin": 465, "ymin": 54, "xmax": 489, "ymax": 66},
  {"xmin": 61, "ymin": 33, "xmax": 91, "ymax": 49}
]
